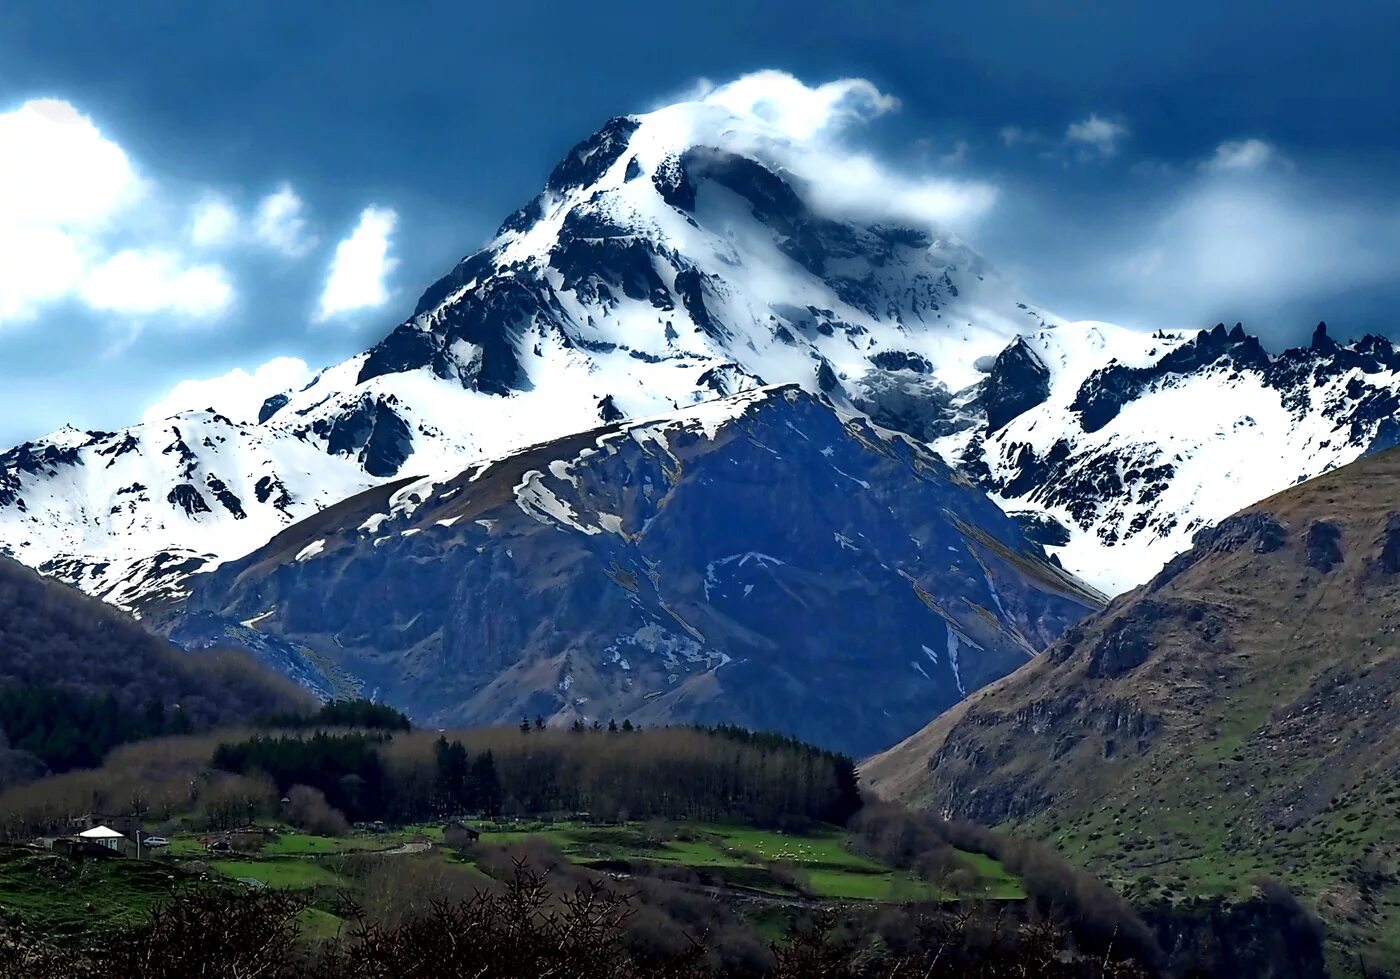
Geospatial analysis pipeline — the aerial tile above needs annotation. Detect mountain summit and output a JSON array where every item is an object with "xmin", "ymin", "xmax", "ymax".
[
  {"xmin": 0, "ymin": 107, "xmax": 1048, "ymax": 608},
  {"xmin": 5, "ymin": 105, "xmax": 1400, "ymax": 611}
]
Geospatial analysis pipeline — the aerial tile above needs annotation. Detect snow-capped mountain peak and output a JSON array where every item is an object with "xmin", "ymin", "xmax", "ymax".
[
  {"xmin": 1, "ymin": 113, "xmax": 1049, "ymax": 607},
  {"xmin": 954, "ymin": 320, "xmax": 1400, "ymax": 593}
]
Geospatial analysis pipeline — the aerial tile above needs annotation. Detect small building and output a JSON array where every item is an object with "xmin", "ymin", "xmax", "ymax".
[
  {"xmin": 442, "ymin": 821, "xmax": 481, "ymax": 845},
  {"xmin": 70, "ymin": 814, "xmax": 144, "ymax": 838},
  {"xmin": 53, "ymin": 837, "xmax": 122, "ymax": 861},
  {"xmin": 78, "ymin": 825, "xmax": 127, "ymax": 852}
]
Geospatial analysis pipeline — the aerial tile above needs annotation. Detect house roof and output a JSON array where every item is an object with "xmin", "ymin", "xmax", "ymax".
[{"xmin": 78, "ymin": 825, "xmax": 126, "ymax": 840}]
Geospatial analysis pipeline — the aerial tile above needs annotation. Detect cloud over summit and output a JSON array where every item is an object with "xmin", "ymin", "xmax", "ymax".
[{"xmin": 647, "ymin": 71, "xmax": 1000, "ymax": 230}]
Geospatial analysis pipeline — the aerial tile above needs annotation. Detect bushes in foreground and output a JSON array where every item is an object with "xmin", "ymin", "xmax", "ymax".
[{"xmin": 0, "ymin": 863, "xmax": 1154, "ymax": 979}]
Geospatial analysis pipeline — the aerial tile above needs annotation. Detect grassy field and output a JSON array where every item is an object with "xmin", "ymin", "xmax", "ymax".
[
  {"xmin": 0, "ymin": 820, "xmax": 1024, "ymax": 946},
  {"xmin": 469, "ymin": 820, "xmax": 1022, "ymax": 902},
  {"xmin": 208, "ymin": 856, "xmax": 347, "ymax": 889},
  {"xmin": 0, "ymin": 847, "xmax": 192, "ymax": 941}
]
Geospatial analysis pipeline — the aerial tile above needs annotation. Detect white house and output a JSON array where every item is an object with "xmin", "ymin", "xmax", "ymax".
[{"xmin": 77, "ymin": 825, "xmax": 126, "ymax": 852}]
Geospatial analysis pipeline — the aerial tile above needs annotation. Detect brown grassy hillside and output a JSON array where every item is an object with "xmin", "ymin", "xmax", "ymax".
[{"xmin": 864, "ymin": 447, "xmax": 1400, "ymax": 972}]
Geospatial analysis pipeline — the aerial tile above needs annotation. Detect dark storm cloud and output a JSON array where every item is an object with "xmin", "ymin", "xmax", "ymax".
[{"xmin": 0, "ymin": 0, "xmax": 1395, "ymax": 441}]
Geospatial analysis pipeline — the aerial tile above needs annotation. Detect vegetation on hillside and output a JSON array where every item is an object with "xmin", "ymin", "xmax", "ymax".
[
  {"xmin": 0, "ymin": 860, "xmax": 1157, "ymax": 979},
  {"xmin": 209, "ymin": 724, "xmax": 860, "ymax": 828},
  {"xmin": 864, "ymin": 446, "xmax": 1400, "ymax": 975},
  {"xmin": 0, "ymin": 556, "xmax": 311, "ymax": 787}
]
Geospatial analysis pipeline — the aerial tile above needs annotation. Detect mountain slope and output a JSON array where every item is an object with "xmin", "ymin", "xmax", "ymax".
[
  {"xmin": 952, "ymin": 320, "xmax": 1400, "ymax": 593},
  {"xmin": 864, "ymin": 446, "xmax": 1400, "ymax": 969},
  {"xmin": 165, "ymin": 386, "xmax": 1102, "ymax": 756},
  {"xmin": 0, "ymin": 108, "xmax": 1048, "ymax": 609},
  {"xmin": 7, "ymin": 99, "xmax": 1400, "ymax": 610},
  {"xmin": 0, "ymin": 413, "xmax": 376, "ymax": 609},
  {"xmin": 0, "ymin": 555, "xmax": 310, "ymax": 781}
]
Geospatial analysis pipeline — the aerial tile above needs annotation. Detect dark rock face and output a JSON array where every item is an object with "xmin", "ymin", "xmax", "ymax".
[
  {"xmin": 166, "ymin": 484, "xmax": 210, "ymax": 516},
  {"xmin": 815, "ymin": 359, "xmax": 843, "ymax": 395},
  {"xmin": 360, "ymin": 272, "xmax": 545, "ymax": 396},
  {"xmin": 253, "ymin": 475, "xmax": 292, "ymax": 510},
  {"xmin": 869, "ymin": 351, "xmax": 934, "ymax": 374},
  {"xmin": 672, "ymin": 267, "xmax": 726, "ymax": 342},
  {"xmin": 982, "ymin": 338, "xmax": 1050, "ymax": 433},
  {"xmin": 1379, "ymin": 514, "xmax": 1400, "ymax": 573},
  {"xmin": 176, "ymin": 388, "xmax": 1101, "ymax": 756},
  {"xmin": 320, "ymin": 397, "xmax": 413, "ymax": 478},
  {"xmin": 596, "ymin": 395, "xmax": 625, "ymax": 423},
  {"xmin": 258, "ymin": 393, "xmax": 290, "ymax": 423},
  {"xmin": 1085, "ymin": 606, "xmax": 1159, "ymax": 678},
  {"xmin": 652, "ymin": 153, "xmax": 696, "ymax": 211},
  {"xmin": 204, "ymin": 475, "xmax": 247, "ymax": 520},
  {"xmin": 1070, "ymin": 324, "xmax": 1270, "ymax": 434},
  {"xmin": 1149, "ymin": 513, "xmax": 1288, "ymax": 591},
  {"xmin": 1305, "ymin": 521, "xmax": 1343, "ymax": 573},
  {"xmin": 544, "ymin": 116, "xmax": 640, "ymax": 196},
  {"xmin": 550, "ymin": 231, "xmax": 673, "ymax": 310},
  {"xmin": 0, "ymin": 439, "xmax": 86, "ymax": 508}
]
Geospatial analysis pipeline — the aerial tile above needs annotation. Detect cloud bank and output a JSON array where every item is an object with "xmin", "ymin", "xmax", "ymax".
[
  {"xmin": 0, "ymin": 98, "xmax": 330, "ymax": 331},
  {"xmin": 0, "ymin": 99, "xmax": 236, "ymax": 325},
  {"xmin": 1111, "ymin": 151, "xmax": 1398, "ymax": 323},
  {"xmin": 315, "ymin": 206, "xmax": 399, "ymax": 322},
  {"xmin": 142, "ymin": 356, "xmax": 313, "ymax": 423},
  {"xmin": 646, "ymin": 71, "xmax": 999, "ymax": 229}
]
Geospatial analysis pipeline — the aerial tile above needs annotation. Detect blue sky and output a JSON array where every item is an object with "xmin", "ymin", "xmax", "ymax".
[{"xmin": 1, "ymin": 0, "xmax": 1397, "ymax": 443}]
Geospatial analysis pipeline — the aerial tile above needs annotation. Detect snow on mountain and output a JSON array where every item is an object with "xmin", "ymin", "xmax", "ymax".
[
  {"xmin": 169, "ymin": 385, "xmax": 1101, "ymax": 754},
  {"xmin": 0, "ymin": 102, "xmax": 1049, "ymax": 607},
  {"xmin": 5, "ymin": 89, "xmax": 1398, "ymax": 611},
  {"xmin": 951, "ymin": 320, "xmax": 1400, "ymax": 593},
  {"xmin": 0, "ymin": 411, "xmax": 375, "ymax": 608}
]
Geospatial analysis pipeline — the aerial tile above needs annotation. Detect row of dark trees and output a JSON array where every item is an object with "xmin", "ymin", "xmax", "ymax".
[
  {"xmin": 432, "ymin": 737, "xmax": 503, "ymax": 817},
  {"xmin": 263, "ymin": 699, "xmax": 412, "ymax": 732},
  {"xmin": 208, "ymin": 724, "xmax": 860, "ymax": 827},
  {"xmin": 0, "ymin": 686, "xmax": 193, "ymax": 773},
  {"xmin": 0, "ymin": 554, "xmax": 311, "ymax": 789},
  {"xmin": 212, "ymin": 733, "xmax": 392, "ymax": 822}
]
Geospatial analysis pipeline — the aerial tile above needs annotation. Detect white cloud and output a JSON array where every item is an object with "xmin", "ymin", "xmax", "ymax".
[
  {"xmin": 1113, "ymin": 170, "xmax": 1397, "ymax": 320},
  {"xmin": 253, "ymin": 183, "xmax": 315, "ymax": 257},
  {"xmin": 941, "ymin": 140, "xmax": 970, "ymax": 166},
  {"xmin": 80, "ymin": 249, "xmax": 233, "ymax": 318},
  {"xmin": 1204, "ymin": 138, "xmax": 1278, "ymax": 172},
  {"xmin": 143, "ymin": 356, "xmax": 313, "ymax": 424},
  {"xmin": 315, "ymin": 206, "xmax": 399, "ymax": 322},
  {"xmin": 0, "ymin": 98, "xmax": 238, "ymax": 326},
  {"xmin": 692, "ymin": 71, "xmax": 899, "ymax": 142},
  {"xmin": 1065, "ymin": 114, "xmax": 1129, "ymax": 157},
  {"xmin": 648, "ymin": 71, "xmax": 999, "ymax": 230},
  {"xmin": 189, "ymin": 196, "xmax": 240, "ymax": 246},
  {"xmin": 999, "ymin": 126, "xmax": 1030, "ymax": 147}
]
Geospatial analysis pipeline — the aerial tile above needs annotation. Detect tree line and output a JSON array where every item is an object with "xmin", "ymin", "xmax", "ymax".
[
  {"xmin": 0, "ymin": 686, "xmax": 192, "ymax": 774},
  {"xmin": 0, "ymin": 555, "xmax": 311, "ymax": 790},
  {"xmin": 207, "ymin": 723, "xmax": 860, "ymax": 827},
  {"xmin": 261, "ymin": 699, "xmax": 411, "ymax": 732}
]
